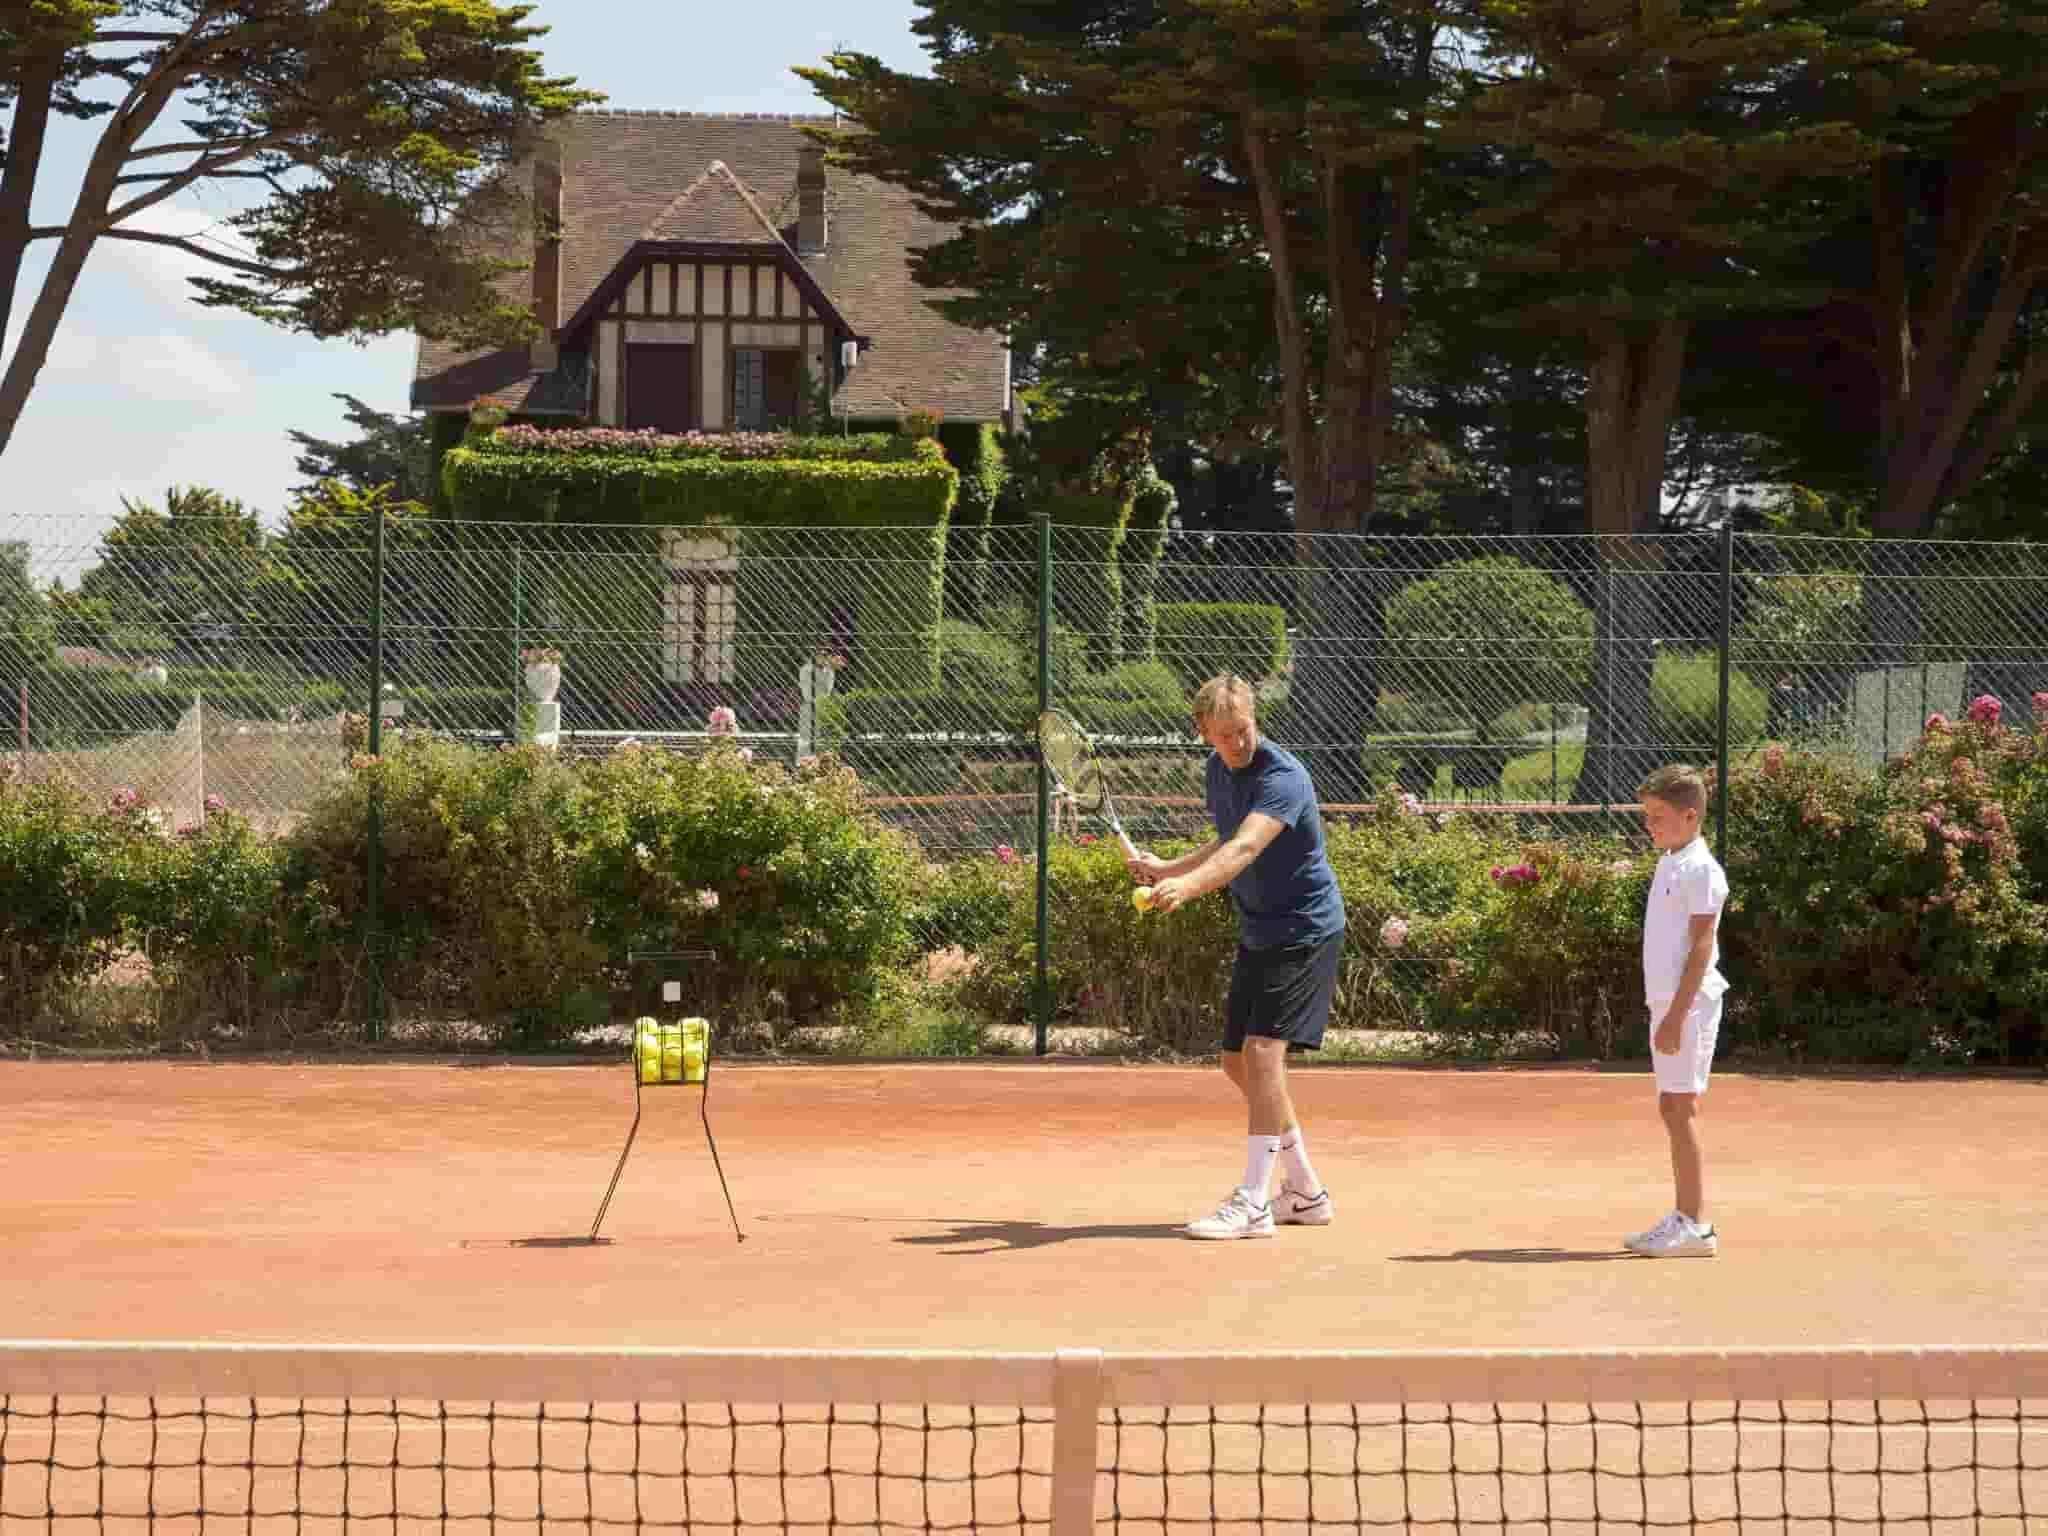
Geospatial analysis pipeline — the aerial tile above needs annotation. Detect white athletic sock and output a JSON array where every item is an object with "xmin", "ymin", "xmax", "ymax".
[
  {"xmin": 1241, "ymin": 1136, "xmax": 1281, "ymax": 1202},
  {"xmin": 1277, "ymin": 1126, "xmax": 1322, "ymax": 1196}
]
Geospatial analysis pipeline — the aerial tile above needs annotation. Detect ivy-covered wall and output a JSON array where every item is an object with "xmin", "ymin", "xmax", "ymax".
[{"xmin": 437, "ymin": 428, "xmax": 959, "ymax": 710}]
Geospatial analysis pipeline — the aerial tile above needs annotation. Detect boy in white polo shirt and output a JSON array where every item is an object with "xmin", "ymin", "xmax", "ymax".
[{"xmin": 1626, "ymin": 764, "xmax": 1729, "ymax": 1259}]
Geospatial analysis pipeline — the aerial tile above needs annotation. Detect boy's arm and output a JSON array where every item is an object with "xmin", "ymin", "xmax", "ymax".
[{"xmin": 1654, "ymin": 914, "xmax": 1719, "ymax": 1053}]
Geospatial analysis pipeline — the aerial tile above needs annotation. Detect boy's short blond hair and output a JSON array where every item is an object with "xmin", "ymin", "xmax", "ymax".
[
  {"xmin": 1639, "ymin": 764, "xmax": 1709, "ymax": 816},
  {"xmin": 1191, "ymin": 673, "xmax": 1256, "ymax": 723}
]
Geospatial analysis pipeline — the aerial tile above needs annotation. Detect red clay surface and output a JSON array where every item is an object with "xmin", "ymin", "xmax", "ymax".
[{"xmin": 2, "ymin": 1060, "xmax": 2044, "ymax": 1351}]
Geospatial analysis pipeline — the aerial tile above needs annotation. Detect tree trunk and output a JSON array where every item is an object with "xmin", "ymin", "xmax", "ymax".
[
  {"xmin": 1580, "ymin": 320, "xmax": 1687, "ymax": 807},
  {"xmin": 0, "ymin": 54, "xmax": 62, "ymax": 354}
]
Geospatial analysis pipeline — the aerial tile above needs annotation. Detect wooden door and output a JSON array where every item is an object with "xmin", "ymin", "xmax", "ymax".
[{"xmin": 625, "ymin": 344, "xmax": 695, "ymax": 431}]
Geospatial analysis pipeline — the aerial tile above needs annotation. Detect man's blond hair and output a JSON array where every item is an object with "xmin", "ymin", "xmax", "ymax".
[
  {"xmin": 1191, "ymin": 673, "xmax": 1256, "ymax": 723},
  {"xmin": 1639, "ymin": 764, "xmax": 1709, "ymax": 816}
]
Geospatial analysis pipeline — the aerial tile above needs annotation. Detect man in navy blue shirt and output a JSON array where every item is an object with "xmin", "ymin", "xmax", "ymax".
[{"xmin": 1126, "ymin": 673, "xmax": 1346, "ymax": 1240}]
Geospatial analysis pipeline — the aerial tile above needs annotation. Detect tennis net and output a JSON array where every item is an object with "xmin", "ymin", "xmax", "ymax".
[{"xmin": 1, "ymin": 1342, "xmax": 2042, "ymax": 1533}]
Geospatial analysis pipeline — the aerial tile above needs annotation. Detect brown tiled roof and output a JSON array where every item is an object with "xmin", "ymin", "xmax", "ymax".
[
  {"xmin": 412, "ymin": 111, "xmax": 1010, "ymax": 423},
  {"xmin": 641, "ymin": 160, "xmax": 785, "ymax": 245}
]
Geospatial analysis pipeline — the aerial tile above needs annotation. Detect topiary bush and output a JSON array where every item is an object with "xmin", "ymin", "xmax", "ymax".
[{"xmin": 1155, "ymin": 602, "xmax": 1290, "ymax": 690}]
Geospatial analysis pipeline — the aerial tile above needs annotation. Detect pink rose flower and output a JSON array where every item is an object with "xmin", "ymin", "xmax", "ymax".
[
  {"xmin": 994, "ymin": 844, "xmax": 1017, "ymax": 865},
  {"xmin": 1380, "ymin": 916, "xmax": 1410, "ymax": 949},
  {"xmin": 1967, "ymin": 694, "xmax": 2002, "ymax": 726}
]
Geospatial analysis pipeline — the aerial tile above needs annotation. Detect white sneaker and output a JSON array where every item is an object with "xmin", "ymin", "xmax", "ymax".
[
  {"xmin": 1627, "ymin": 1212, "xmax": 1718, "ymax": 1258},
  {"xmin": 1274, "ymin": 1182, "xmax": 1334, "ymax": 1226},
  {"xmin": 1184, "ymin": 1188, "xmax": 1275, "ymax": 1241}
]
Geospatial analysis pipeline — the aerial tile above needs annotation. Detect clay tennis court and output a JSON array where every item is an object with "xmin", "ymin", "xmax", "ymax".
[{"xmin": 4, "ymin": 1059, "xmax": 2045, "ymax": 1350}]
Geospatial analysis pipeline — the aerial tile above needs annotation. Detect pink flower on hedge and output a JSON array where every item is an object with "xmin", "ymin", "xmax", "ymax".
[
  {"xmin": 109, "ymin": 787, "xmax": 138, "ymax": 813},
  {"xmin": 1609, "ymin": 858, "xmax": 1634, "ymax": 877},
  {"xmin": 1399, "ymin": 792, "xmax": 1422, "ymax": 816},
  {"xmin": 707, "ymin": 705, "xmax": 738, "ymax": 737},
  {"xmin": 1489, "ymin": 864, "xmax": 1504, "ymax": 882},
  {"xmin": 1925, "ymin": 712, "xmax": 1950, "ymax": 733},
  {"xmin": 1379, "ymin": 915, "xmax": 1410, "ymax": 949},
  {"xmin": 696, "ymin": 889, "xmax": 720, "ymax": 911},
  {"xmin": 1967, "ymin": 694, "xmax": 2003, "ymax": 726},
  {"xmin": 1489, "ymin": 862, "xmax": 1540, "ymax": 887},
  {"xmin": 2034, "ymin": 691, "xmax": 2048, "ymax": 722},
  {"xmin": 1761, "ymin": 745, "xmax": 1785, "ymax": 777},
  {"xmin": 1078, "ymin": 833, "xmax": 1097, "ymax": 844},
  {"xmin": 203, "ymin": 794, "xmax": 226, "ymax": 815},
  {"xmin": 994, "ymin": 844, "xmax": 1017, "ymax": 865}
]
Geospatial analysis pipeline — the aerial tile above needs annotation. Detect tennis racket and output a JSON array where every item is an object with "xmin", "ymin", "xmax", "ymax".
[{"xmin": 1037, "ymin": 708, "xmax": 1139, "ymax": 858}]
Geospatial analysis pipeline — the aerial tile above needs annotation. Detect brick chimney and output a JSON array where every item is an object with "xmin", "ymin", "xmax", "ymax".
[
  {"xmin": 797, "ymin": 145, "xmax": 827, "ymax": 257},
  {"xmin": 530, "ymin": 136, "xmax": 563, "ymax": 372}
]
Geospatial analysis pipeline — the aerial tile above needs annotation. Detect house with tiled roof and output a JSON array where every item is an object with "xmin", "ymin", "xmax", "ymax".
[{"xmin": 410, "ymin": 110, "xmax": 1013, "ymax": 433}]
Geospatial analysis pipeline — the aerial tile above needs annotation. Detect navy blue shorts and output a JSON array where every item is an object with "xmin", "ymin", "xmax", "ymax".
[{"xmin": 1224, "ymin": 931, "xmax": 1344, "ymax": 1052}]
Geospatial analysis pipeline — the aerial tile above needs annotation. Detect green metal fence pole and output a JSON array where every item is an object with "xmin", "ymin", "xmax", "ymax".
[
  {"xmin": 1035, "ymin": 514, "xmax": 1053, "ymax": 1058},
  {"xmin": 1715, "ymin": 522, "xmax": 1734, "ymax": 857},
  {"xmin": 366, "ymin": 505, "xmax": 387, "ymax": 1042},
  {"xmin": 511, "ymin": 545, "xmax": 523, "ymax": 743}
]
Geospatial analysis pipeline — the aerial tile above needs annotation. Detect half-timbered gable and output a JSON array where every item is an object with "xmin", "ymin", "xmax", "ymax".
[{"xmin": 411, "ymin": 111, "xmax": 1011, "ymax": 432}]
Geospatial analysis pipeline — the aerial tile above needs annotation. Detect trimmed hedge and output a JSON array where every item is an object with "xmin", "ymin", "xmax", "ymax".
[
  {"xmin": 478, "ymin": 426, "xmax": 907, "ymax": 462},
  {"xmin": 1155, "ymin": 602, "xmax": 1290, "ymax": 690},
  {"xmin": 442, "ymin": 442, "xmax": 959, "ymax": 693},
  {"xmin": 938, "ymin": 423, "xmax": 1009, "ymax": 623},
  {"xmin": 1048, "ymin": 488, "xmax": 1133, "ymax": 670},
  {"xmin": 1120, "ymin": 468, "xmax": 1176, "ymax": 662}
]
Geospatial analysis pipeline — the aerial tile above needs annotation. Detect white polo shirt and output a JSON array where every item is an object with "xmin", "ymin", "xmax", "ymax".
[{"xmin": 1643, "ymin": 836, "xmax": 1729, "ymax": 1008}]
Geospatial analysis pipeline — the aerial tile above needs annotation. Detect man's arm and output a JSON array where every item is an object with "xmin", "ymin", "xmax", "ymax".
[
  {"xmin": 1127, "ymin": 839, "xmax": 1222, "ymax": 882},
  {"xmin": 1654, "ymin": 914, "xmax": 1719, "ymax": 1053},
  {"xmin": 1148, "ymin": 814, "xmax": 1287, "ymax": 913}
]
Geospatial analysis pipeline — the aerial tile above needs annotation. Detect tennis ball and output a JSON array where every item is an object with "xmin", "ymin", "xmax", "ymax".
[
  {"xmin": 1132, "ymin": 886, "xmax": 1155, "ymax": 912},
  {"xmin": 679, "ymin": 1017, "xmax": 709, "ymax": 1083},
  {"xmin": 659, "ymin": 1023, "xmax": 683, "ymax": 1084},
  {"xmin": 634, "ymin": 1017, "xmax": 661, "ymax": 1083}
]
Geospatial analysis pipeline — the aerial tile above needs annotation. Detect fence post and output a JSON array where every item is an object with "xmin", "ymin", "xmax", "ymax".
[
  {"xmin": 1715, "ymin": 523, "xmax": 1734, "ymax": 858},
  {"xmin": 1050, "ymin": 1348, "xmax": 1103, "ymax": 1536},
  {"xmin": 1035, "ymin": 515, "xmax": 1053, "ymax": 1058},
  {"xmin": 365, "ymin": 505, "xmax": 387, "ymax": 1043},
  {"xmin": 511, "ymin": 544, "xmax": 523, "ymax": 744}
]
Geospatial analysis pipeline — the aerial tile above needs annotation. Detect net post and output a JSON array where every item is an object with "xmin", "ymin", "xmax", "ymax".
[
  {"xmin": 1035, "ymin": 514, "xmax": 1052, "ymax": 1057},
  {"xmin": 365, "ymin": 502, "xmax": 387, "ymax": 1043},
  {"xmin": 1716, "ymin": 522, "xmax": 1734, "ymax": 859},
  {"xmin": 1051, "ymin": 1347, "xmax": 1101, "ymax": 1536}
]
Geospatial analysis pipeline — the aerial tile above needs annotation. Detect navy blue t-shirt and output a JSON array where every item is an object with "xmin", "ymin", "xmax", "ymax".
[{"xmin": 1204, "ymin": 740, "xmax": 1346, "ymax": 950}]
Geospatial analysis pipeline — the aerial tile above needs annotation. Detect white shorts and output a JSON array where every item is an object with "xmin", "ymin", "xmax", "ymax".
[{"xmin": 1648, "ymin": 994, "xmax": 1721, "ymax": 1096}]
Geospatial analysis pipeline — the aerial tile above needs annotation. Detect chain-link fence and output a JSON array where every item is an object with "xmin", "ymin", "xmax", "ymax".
[{"xmin": 7, "ymin": 512, "xmax": 2046, "ymax": 1049}]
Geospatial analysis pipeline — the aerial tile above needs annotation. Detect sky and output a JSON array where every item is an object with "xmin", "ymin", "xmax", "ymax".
[{"xmin": 1, "ymin": 0, "xmax": 930, "ymax": 580}]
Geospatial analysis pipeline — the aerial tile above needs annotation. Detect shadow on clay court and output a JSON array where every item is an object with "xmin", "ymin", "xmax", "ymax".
[
  {"xmin": 1391, "ymin": 1247, "xmax": 1635, "ymax": 1264},
  {"xmin": 896, "ymin": 1219, "xmax": 1189, "ymax": 1254}
]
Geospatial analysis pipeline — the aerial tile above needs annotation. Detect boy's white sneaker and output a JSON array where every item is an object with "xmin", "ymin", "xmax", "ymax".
[
  {"xmin": 1185, "ymin": 1188, "xmax": 1275, "ymax": 1240},
  {"xmin": 1626, "ymin": 1211, "xmax": 1717, "ymax": 1257},
  {"xmin": 1273, "ymin": 1182, "xmax": 1334, "ymax": 1226}
]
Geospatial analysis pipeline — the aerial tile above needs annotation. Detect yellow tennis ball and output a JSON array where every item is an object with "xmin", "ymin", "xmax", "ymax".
[
  {"xmin": 634, "ymin": 1017, "xmax": 661, "ymax": 1082},
  {"xmin": 1133, "ymin": 886, "xmax": 1155, "ymax": 912},
  {"xmin": 659, "ymin": 1023, "xmax": 683, "ymax": 1084}
]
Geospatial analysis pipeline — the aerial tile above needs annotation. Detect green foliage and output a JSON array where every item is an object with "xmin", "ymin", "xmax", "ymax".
[
  {"xmin": 2, "ymin": 1, "xmax": 600, "ymax": 456},
  {"xmin": 0, "ymin": 780, "xmax": 141, "ymax": 1030},
  {"xmin": 1049, "ymin": 487, "xmax": 1133, "ymax": 669},
  {"xmin": 130, "ymin": 810, "xmax": 293, "ymax": 1038},
  {"xmin": 282, "ymin": 737, "xmax": 603, "ymax": 1044},
  {"xmin": 1155, "ymin": 602, "xmax": 1289, "ymax": 690},
  {"xmin": 0, "ymin": 540, "xmax": 54, "ymax": 685},
  {"xmin": 938, "ymin": 619, "xmax": 1028, "ymax": 699},
  {"xmin": 289, "ymin": 395, "xmax": 435, "ymax": 501},
  {"xmin": 1383, "ymin": 557, "xmax": 1592, "ymax": 726},
  {"xmin": 1735, "ymin": 571, "xmax": 1863, "ymax": 680},
  {"xmin": 1120, "ymin": 466, "xmax": 1176, "ymax": 660},
  {"xmin": 573, "ymin": 746, "xmax": 921, "ymax": 1028},
  {"xmin": 444, "ymin": 446, "xmax": 958, "ymax": 692},
  {"xmin": 1651, "ymin": 650, "xmax": 1766, "ymax": 752},
  {"xmin": 938, "ymin": 422, "xmax": 1009, "ymax": 621},
  {"xmin": 1721, "ymin": 714, "xmax": 2048, "ymax": 1063}
]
